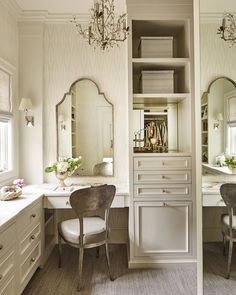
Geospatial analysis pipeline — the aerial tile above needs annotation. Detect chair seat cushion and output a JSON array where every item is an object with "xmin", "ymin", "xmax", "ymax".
[
  {"xmin": 59, "ymin": 217, "xmax": 106, "ymax": 245},
  {"xmin": 222, "ymin": 215, "xmax": 236, "ymax": 229}
]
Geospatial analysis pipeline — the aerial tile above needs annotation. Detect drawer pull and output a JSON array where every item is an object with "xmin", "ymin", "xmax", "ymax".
[
  {"xmin": 31, "ymin": 214, "xmax": 36, "ymax": 218},
  {"xmin": 162, "ymin": 202, "xmax": 167, "ymax": 207},
  {"xmin": 0, "ymin": 244, "xmax": 3, "ymax": 250},
  {"xmin": 162, "ymin": 189, "xmax": 166, "ymax": 193},
  {"xmin": 31, "ymin": 257, "xmax": 36, "ymax": 263},
  {"xmin": 162, "ymin": 175, "xmax": 165, "ymax": 179},
  {"xmin": 66, "ymin": 201, "xmax": 69, "ymax": 206},
  {"xmin": 0, "ymin": 274, "xmax": 2, "ymax": 280},
  {"xmin": 31, "ymin": 235, "xmax": 36, "ymax": 240}
]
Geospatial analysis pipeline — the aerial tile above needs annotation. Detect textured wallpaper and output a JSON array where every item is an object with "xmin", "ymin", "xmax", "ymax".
[
  {"xmin": 43, "ymin": 24, "xmax": 129, "ymax": 188},
  {"xmin": 0, "ymin": 2, "xmax": 18, "ymax": 67},
  {"xmin": 200, "ymin": 23, "xmax": 236, "ymax": 92}
]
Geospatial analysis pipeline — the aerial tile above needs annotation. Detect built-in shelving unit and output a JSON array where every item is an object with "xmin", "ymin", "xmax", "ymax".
[
  {"xmin": 201, "ymin": 92, "xmax": 208, "ymax": 163},
  {"xmin": 128, "ymin": 0, "xmax": 195, "ymax": 268},
  {"xmin": 71, "ymin": 90, "xmax": 77, "ymax": 157}
]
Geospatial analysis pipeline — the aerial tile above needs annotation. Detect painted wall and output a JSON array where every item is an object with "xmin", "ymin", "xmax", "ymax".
[
  {"xmin": 43, "ymin": 24, "xmax": 129, "ymax": 190},
  {"xmin": 0, "ymin": 1, "xmax": 19, "ymax": 186}
]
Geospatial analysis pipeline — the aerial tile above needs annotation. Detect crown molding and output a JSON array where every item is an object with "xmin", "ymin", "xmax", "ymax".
[{"xmin": 0, "ymin": 0, "xmax": 21, "ymax": 19}]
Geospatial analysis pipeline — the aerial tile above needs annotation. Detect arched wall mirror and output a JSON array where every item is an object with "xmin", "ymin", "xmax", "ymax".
[
  {"xmin": 201, "ymin": 77, "xmax": 236, "ymax": 165},
  {"xmin": 56, "ymin": 79, "xmax": 114, "ymax": 176}
]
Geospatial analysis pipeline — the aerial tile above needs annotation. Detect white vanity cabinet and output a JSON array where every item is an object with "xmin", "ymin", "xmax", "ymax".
[
  {"xmin": 0, "ymin": 196, "xmax": 43, "ymax": 295},
  {"xmin": 133, "ymin": 156, "xmax": 193, "ymax": 260},
  {"xmin": 0, "ymin": 223, "xmax": 17, "ymax": 295},
  {"xmin": 17, "ymin": 201, "xmax": 43, "ymax": 293}
]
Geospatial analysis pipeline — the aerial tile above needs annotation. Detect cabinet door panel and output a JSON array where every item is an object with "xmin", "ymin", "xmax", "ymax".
[
  {"xmin": 134, "ymin": 170, "xmax": 191, "ymax": 184},
  {"xmin": 134, "ymin": 157, "xmax": 191, "ymax": 170},
  {"xmin": 134, "ymin": 201, "xmax": 191, "ymax": 256}
]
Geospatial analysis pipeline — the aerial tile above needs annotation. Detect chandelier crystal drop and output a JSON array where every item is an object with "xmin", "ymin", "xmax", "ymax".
[
  {"xmin": 71, "ymin": 0, "xmax": 129, "ymax": 50},
  {"xmin": 217, "ymin": 13, "xmax": 236, "ymax": 47}
]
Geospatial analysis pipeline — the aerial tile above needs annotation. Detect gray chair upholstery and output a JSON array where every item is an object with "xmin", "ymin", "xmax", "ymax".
[
  {"xmin": 58, "ymin": 184, "xmax": 116, "ymax": 291},
  {"xmin": 220, "ymin": 183, "xmax": 236, "ymax": 279}
]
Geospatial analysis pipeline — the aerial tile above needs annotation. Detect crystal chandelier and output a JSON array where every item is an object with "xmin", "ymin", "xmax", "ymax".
[
  {"xmin": 71, "ymin": 0, "xmax": 129, "ymax": 50},
  {"xmin": 217, "ymin": 13, "xmax": 236, "ymax": 47}
]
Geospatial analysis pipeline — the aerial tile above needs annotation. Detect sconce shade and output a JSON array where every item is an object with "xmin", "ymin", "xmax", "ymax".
[
  {"xmin": 19, "ymin": 98, "xmax": 33, "ymax": 111},
  {"xmin": 216, "ymin": 113, "xmax": 223, "ymax": 121}
]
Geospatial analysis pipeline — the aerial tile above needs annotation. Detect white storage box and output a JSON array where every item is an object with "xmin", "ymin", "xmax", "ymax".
[
  {"xmin": 141, "ymin": 70, "xmax": 174, "ymax": 93},
  {"xmin": 139, "ymin": 37, "xmax": 173, "ymax": 58}
]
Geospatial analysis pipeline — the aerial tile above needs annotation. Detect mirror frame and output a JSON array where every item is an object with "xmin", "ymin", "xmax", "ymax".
[
  {"xmin": 56, "ymin": 77, "xmax": 115, "ymax": 177},
  {"xmin": 203, "ymin": 76, "xmax": 236, "ymax": 96}
]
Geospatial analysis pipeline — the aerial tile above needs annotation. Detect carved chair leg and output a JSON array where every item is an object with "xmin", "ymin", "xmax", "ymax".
[
  {"xmin": 96, "ymin": 246, "xmax": 100, "ymax": 258},
  {"xmin": 77, "ymin": 247, "xmax": 84, "ymax": 291},
  {"xmin": 222, "ymin": 233, "xmax": 226, "ymax": 256},
  {"xmin": 105, "ymin": 242, "xmax": 114, "ymax": 281},
  {"xmin": 226, "ymin": 240, "xmax": 233, "ymax": 279},
  {"xmin": 58, "ymin": 234, "xmax": 62, "ymax": 268}
]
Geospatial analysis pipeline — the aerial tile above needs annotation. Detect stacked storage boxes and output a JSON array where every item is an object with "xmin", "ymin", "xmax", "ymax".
[
  {"xmin": 139, "ymin": 36, "xmax": 173, "ymax": 58},
  {"xmin": 139, "ymin": 36, "xmax": 174, "ymax": 93},
  {"xmin": 141, "ymin": 70, "xmax": 174, "ymax": 93}
]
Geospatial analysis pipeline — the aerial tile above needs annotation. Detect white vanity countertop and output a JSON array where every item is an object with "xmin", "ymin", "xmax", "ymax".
[
  {"xmin": 202, "ymin": 182, "xmax": 222, "ymax": 195},
  {"xmin": 23, "ymin": 183, "xmax": 130, "ymax": 197},
  {"xmin": 0, "ymin": 192, "xmax": 43, "ymax": 229}
]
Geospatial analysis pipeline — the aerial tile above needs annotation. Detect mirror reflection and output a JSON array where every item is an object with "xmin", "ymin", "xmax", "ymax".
[
  {"xmin": 132, "ymin": 104, "xmax": 178, "ymax": 153},
  {"xmin": 57, "ymin": 79, "xmax": 114, "ymax": 176},
  {"xmin": 201, "ymin": 77, "xmax": 236, "ymax": 170}
]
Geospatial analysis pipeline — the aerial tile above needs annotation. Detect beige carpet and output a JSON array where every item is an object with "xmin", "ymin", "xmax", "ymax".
[
  {"xmin": 204, "ymin": 242, "xmax": 236, "ymax": 295},
  {"xmin": 23, "ymin": 245, "xmax": 197, "ymax": 295}
]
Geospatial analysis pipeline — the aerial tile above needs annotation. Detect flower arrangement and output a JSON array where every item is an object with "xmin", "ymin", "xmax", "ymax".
[
  {"xmin": 225, "ymin": 156, "xmax": 236, "ymax": 169},
  {"xmin": 215, "ymin": 155, "xmax": 226, "ymax": 167},
  {"xmin": 13, "ymin": 178, "xmax": 25, "ymax": 188},
  {"xmin": 45, "ymin": 157, "xmax": 82, "ymax": 176}
]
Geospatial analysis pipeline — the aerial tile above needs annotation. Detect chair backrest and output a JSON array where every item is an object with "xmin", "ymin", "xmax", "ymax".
[
  {"xmin": 220, "ymin": 183, "xmax": 236, "ymax": 209},
  {"xmin": 70, "ymin": 184, "xmax": 116, "ymax": 218}
]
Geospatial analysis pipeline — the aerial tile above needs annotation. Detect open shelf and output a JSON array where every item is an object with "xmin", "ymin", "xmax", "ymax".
[
  {"xmin": 132, "ymin": 20, "xmax": 190, "ymax": 58},
  {"xmin": 132, "ymin": 58, "xmax": 190, "ymax": 67},
  {"xmin": 133, "ymin": 93, "xmax": 190, "ymax": 106}
]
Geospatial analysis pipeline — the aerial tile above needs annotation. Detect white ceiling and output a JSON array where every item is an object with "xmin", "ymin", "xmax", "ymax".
[{"xmin": 15, "ymin": 0, "xmax": 94, "ymax": 14}]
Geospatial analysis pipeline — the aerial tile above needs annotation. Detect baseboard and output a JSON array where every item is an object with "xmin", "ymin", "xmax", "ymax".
[{"xmin": 128, "ymin": 258, "xmax": 197, "ymax": 269}]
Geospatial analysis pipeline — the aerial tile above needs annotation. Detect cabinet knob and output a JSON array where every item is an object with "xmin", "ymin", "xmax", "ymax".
[
  {"xmin": 163, "ymin": 202, "xmax": 167, "ymax": 207},
  {"xmin": 0, "ymin": 274, "xmax": 2, "ymax": 280},
  {"xmin": 0, "ymin": 244, "xmax": 3, "ymax": 250},
  {"xmin": 162, "ymin": 189, "xmax": 166, "ymax": 193},
  {"xmin": 31, "ymin": 235, "xmax": 36, "ymax": 240},
  {"xmin": 31, "ymin": 257, "xmax": 36, "ymax": 263},
  {"xmin": 162, "ymin": 175, "xmax": 165, "ymax": 179},
  {"xmin": 31, "ymin": 214, "xmax": 36, "ymax": 218}
]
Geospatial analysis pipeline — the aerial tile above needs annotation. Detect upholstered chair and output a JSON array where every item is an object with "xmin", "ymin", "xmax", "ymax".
[
  {"xmin": 220, "ymin": 183, "xmax": 236, "ymax": 279},
  {"xmin": 57, "ymin": 184, "xmax": 116, "ymax": 291}
]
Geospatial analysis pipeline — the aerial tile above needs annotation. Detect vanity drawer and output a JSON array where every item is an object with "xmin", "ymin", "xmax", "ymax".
[
  {"xmin": 46, "ymin": 196, "xmax": 72, "ymax": 209},
  {"xmin": 134, "ymin": 184, "xmax": 191, "ymax": 199},
  {"xmin": 134, "ymin": 170, "xmax": 191, "ymax": 184},
  {"xmin": 0, "ymin": 248, "xmax": 15, "ymax": 288},
  {"xmin": 17, "ymin": 201, "xmax": 42, "ymax": 234},
  {"xmin": 134, "ymin": 157, "xmax": 191, "ymax": 171},
  {"xmin": 20, "ymin": 242, "xmax": 41, "ymax": 289},
  {"xmin": 0, "ymin": 223, "xmax": 16, "ymax": 258},
  {"xmin": 0, "ymin": 274, "xmax": 15, "ymax": 295},
  {"xmin": 19, "ymin": 223, "xmax": 41, "ymax": 258}
]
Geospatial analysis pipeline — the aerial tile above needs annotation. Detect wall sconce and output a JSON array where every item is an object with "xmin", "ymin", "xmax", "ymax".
[
  {"xmin": 58, "ymin": 114, "xmax": 66, "ymax": 131},
  {"xmin": 19, "ymin": 98, "xmax": 34, "ymax": 127},
  {"xmin": 213, "ymin": 113, "xmax": 223, "ymax": 130}
]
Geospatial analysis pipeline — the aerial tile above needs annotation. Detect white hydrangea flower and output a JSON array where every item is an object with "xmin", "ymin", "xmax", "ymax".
[{"xmin": 56, "ymin": 161, "xmax": 69, "ymax": 173}]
